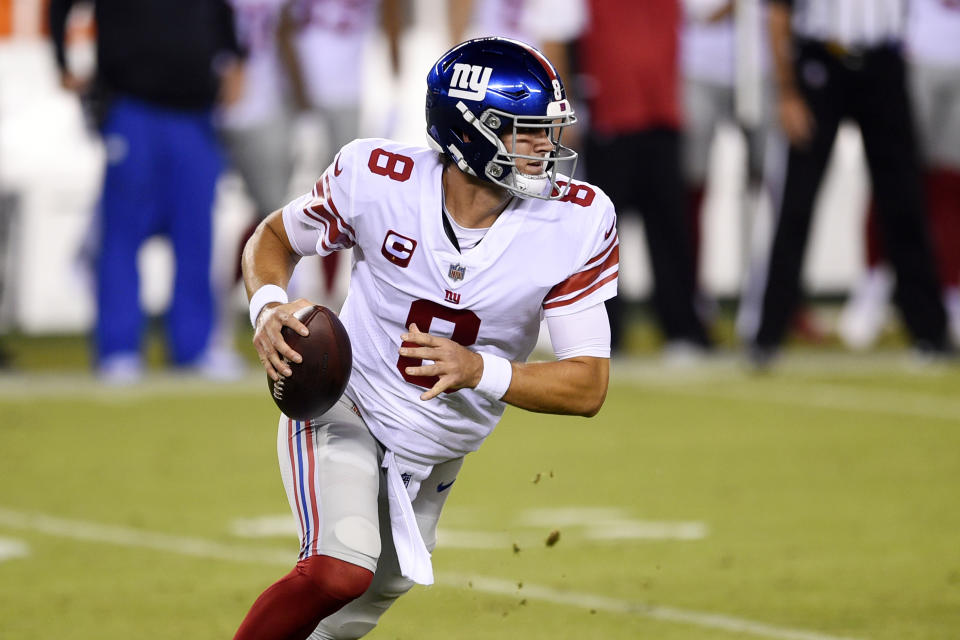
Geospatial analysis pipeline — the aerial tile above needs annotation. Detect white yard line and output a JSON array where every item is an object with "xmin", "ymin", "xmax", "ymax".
[
  {"xmin": 519, "ymin": 507, "xmax": 709, "ymax": 541},
  {"xmin": 0, "ymin": 507, "xmax": 862, "ymax": 640},
  {"xmin": 230, "ymin": 512, "xmax": 707, "ymax": 547},
  {"xmin": 438, "ymin": 573, "xmax": 862, "ymax": 640},
  {"xmin": 0, "ymin": 507, "xmax": 291, "ymax": 566},
  {"xmin": 0, "ymin": 536, "xmax": 30, "ymax": 562}
]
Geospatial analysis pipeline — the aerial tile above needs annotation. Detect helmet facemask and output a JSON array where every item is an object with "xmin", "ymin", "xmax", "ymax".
[{"xmin": 454, "ymin": 102, "xmax": 579, "ymax": 200}]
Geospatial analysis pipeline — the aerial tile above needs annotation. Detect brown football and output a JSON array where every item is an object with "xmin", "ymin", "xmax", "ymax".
[{"xmin": 268, "ymin": 305, "xmax": 352, "ymax": 420}]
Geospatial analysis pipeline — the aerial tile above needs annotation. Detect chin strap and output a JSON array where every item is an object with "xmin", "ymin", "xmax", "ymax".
[{"xmin": 511, "ymin": 172, "xmax": 550, "ymax": 197}]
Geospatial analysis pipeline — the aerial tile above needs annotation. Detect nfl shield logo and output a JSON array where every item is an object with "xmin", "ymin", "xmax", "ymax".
[{"xmin": 448, "ymin": 263, "xmax": 466, "ymax": 281}]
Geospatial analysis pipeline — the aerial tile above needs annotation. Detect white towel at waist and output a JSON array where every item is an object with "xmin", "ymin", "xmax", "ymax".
[{"xmin": 381, "ymin": 450, "xmax": 434, "ymax": 585}]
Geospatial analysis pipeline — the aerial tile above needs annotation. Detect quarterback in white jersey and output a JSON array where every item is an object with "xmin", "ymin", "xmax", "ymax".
[
  {"xmin": 280, "ymin": 136, "xmax": 617, "ymax": 465},
  {"xmin": 234, "ymin": 38, "xmax": 617, "ymax": 640}
]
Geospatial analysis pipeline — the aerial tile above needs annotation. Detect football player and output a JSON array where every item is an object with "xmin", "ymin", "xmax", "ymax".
[
  {"xmin": 839, "ymin": 0, "xmax": 960, "ymax": 349},
  {"xmin": 234, "ymin": 37, "xmax": 618, "ymax": 640}
]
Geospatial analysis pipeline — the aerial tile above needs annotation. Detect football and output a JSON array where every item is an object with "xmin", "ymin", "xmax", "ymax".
[{"xmin": 268, "ymin": 305, "xmax": 352, "ymax": 420}]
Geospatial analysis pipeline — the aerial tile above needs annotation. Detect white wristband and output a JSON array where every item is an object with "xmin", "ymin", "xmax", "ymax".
[
  {"xmin": 249, "ymin": 284, "xmax": 289, "ymax": 328},
  {"xmin": 475, "ymin": 352, "xmax": 513, "ymax": 401}
]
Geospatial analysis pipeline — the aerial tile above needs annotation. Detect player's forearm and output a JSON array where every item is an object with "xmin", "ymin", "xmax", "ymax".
[
  {"xmin": 768, "ymin": 3, "xmax": 797, "ymax": 97},
  {"xmin": 278, "ymin": 2, "xmax": 310, "ymax": 110},
  {"xmin": 448, "ymin": 0, "xmax": 473, "ymax": 44},
  {"xmin": 242, "ymin": 211, "xmax": 300, "ymax": 299},
  {"xmin": 382, "ymin": 0, "xmax": 402, "ymax": 76},
  {"xmin": 501, "ymin": 357, "xmax": 609, "ymax": 417}
]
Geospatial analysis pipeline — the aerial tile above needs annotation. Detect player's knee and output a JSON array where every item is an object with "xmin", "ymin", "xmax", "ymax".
[
  {"xmin": 376, "ymin": 573, "xmax": 415, "ymax": 600},
  {"xmin": 298, "ymin": 555, "xmax": 374, "ymax": 604},
  {"xmin": 330, "ymin": 514, "xmax": 381, "ymax": 559}
]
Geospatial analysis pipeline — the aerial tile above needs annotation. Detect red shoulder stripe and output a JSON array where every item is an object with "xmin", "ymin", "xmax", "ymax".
[
  {"xmin": 543, "ymin": 243, "xmax": 619, "ymax": 305},
  {"xmin": 543, "ymin": 271, "xmax": 618, "ymax": 310},
  {"xmin": 303, "ymin": 203, "xmax": 351, "ymax": 251},
  {"xmin": 323, "ymin": 173, "xmax": 356, "ymax": 240},
  {"xmin": 583, "ymin": 231, "xmax": 618, "ymax": 269}
]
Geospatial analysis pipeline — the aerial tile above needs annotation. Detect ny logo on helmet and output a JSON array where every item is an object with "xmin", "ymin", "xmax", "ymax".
[{"xmin": 449, "ymin": 64, "xmax": 493, "ymax": 101}]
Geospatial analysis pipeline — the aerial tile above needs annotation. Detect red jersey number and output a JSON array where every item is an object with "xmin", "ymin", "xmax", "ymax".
[
  {"xmin": 555, "ymin": 181, "xmax": 596, "ymax": 207},
  {"xmin": 368, "ymin": 148, "xmax": 414, "ymax": 182},
  {"xmin": 397, "ymin": 299, "xmax": 481, "ymax": 392}
]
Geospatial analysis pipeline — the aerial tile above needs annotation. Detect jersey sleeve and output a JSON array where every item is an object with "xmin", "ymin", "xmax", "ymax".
[
  {"xmin": 281, "ymin": 143, "xmax": 359, "ymax": 257},
  {"xmin": 546, "ymin": 302, "xmax": 611, "ymax": 359},
  {"xmin": 542, "ymin": 194, "xmax": 619, "ymax": 317}
]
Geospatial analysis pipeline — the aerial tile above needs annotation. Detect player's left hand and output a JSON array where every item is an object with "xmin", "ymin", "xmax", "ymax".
[
  {"xmin": 399, "ymin": 323, "xmax": 483, "ymax": 401},
  {"xmin": 218, "ymin": 58, "xmax": 246, "ymax": 107}
]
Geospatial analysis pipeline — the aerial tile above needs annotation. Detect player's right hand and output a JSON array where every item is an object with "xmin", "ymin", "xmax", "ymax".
[
  {"xmin": 253, "ymin": 298, "xmax": 313, "ymax": 381},
  {"xmin": 778, "ymin": 91, "xmax": 815, "ymax": 148},
  {"xmin": 59, "ymin": 71, "xmax": 88, "ymax": 94}
]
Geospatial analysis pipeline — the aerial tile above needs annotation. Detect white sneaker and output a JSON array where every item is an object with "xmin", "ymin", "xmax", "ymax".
[
  {"xmin": 191, "ymin": 346, "xmax": 247, "ymax": 381},
  {"xmin": 97, "ymin": 353, "xmax": 144, "ymax": 385},
  {"xmin": 661, "ymin": 340, "xmax": 709, "ymax": 369},
  {"xmin": 839, "ymin": 266, "xmax": 894, "ymax": 350}
]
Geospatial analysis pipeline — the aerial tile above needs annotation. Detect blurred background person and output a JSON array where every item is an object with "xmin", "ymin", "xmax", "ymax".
[
  {"xmin": 220, "ymin": 0, "xmax": 297, "ymax": 236},
  {"xmin": 212, "ymin": 0, "xmax": 302, "ymax": 376},
  {"xmin": 449, "ymin": 0, "xmax": 536, "ymax": 44},
  {"xmin": 281, "ymin": 0, "xmax": 402, "ymax": 309},
  {"xmin": 0, "ymin": 129, "xmax": 15, "ymax": 369},
  {"xmin": 683, "ymin": 1, "xmax": 762, "ymax": 329},
  {"xmin": 0, "ymin": 186, "xmax": 13, "ymax": 369},
  {"xmin": 683, "ymin": 0, "xmax": 827, "ymax": 344},
  {"xmin": 551, "ymin": 0, "xmax": 713, "ymax": 359},
  {"xmin": 748, "ymin": 0, "xmax": 952, "ymax": 366},
  {"xmin": 49, "ymin": 0, "xmax": 246, "ymax": 383},
  {"xmin": 683, "ymin": 1, "xmax": 753, "ymax": 289},
  {"xmin": 839, "ymin": 0, "xmax": 960, "ymax": 350}
]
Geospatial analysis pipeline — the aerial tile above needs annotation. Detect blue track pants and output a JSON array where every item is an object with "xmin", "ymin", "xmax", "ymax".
[{"xmin": 95, "ymin": 96, "xmax": 223, "ymax": 365}]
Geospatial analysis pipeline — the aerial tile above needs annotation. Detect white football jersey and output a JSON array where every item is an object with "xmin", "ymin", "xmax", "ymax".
[{"xmin": 282, "ymin": 138, "xmax": 619, "ymax": 465}]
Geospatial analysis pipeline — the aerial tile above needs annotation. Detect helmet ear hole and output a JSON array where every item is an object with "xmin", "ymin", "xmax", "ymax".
[{"xmin": 448, "ymin": 126, "xmax": 471, "ymax": 145}]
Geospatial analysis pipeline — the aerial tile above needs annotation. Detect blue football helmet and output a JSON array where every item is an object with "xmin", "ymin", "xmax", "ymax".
[{"xmin": 425, "ymin": 37, "xmax": 578, "ymax": 200}]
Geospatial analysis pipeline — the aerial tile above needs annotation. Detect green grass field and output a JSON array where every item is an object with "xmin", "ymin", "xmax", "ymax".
[{"xmin": 1, "ymin": 338, "xmax": 959, "ymax": 639}]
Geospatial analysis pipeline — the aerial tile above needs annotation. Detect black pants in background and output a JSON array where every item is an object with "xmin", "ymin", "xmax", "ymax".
[
  {"xmin": 586, "ymin": 127, "xmax": 710, "ymax": 351},
  {"xmin": 755, "ymin": 41, "xmax": 948, "ymax": 351}
]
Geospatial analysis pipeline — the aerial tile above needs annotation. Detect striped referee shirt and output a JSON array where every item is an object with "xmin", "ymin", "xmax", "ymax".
[{"xmin": 768, "ymin": 0, "xmax": 907, "ymax": 48}]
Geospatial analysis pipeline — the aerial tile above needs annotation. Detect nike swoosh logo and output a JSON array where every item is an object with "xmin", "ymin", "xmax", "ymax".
[
  {"xmin": 437, "ymin": 480, "xmax": 455, "ymax": 493},
  {"xmin": 603, "ymin": 219, "xmax": 616, "ymax": 240},
  {"xmin": 333, "ymin": 153, "xmax": 343, "ymax": 176}
]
